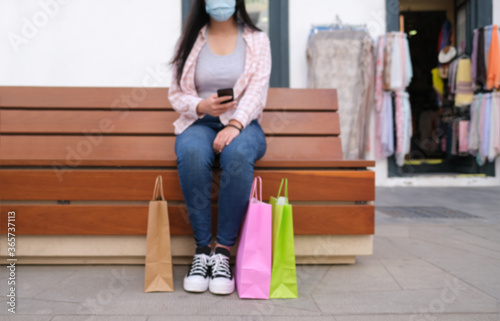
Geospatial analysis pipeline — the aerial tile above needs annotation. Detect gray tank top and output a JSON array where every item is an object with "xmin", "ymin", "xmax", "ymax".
[{"xmin": 195, "ymin": 24, "xmax": 246, "ymax": 99}]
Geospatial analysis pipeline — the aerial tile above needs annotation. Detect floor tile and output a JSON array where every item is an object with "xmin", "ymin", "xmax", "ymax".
[{"xmin": 313, "ymin": 259, "xmax": 401, "ymax": 294}]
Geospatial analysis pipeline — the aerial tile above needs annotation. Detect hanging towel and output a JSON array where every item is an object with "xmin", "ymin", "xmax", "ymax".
[
  {"xmin": 375, "ymin": 35, "xmax": 386, "ymax": 113},
  {"xmin": 476, "ymin": 28, "xmax": 487, "ymax": 87},
  {"xmin": 389, "ymin": 33, "xmax": 413, "ymax": 91},
  {"xmin": 390, "ymin": 33, "xmax": 403, "ymax": 90},
  {"xmin": 404, "ymin": 33, "xmax": 413, "ymax": 87},
  {"xmin": 486, "ymin": 25, "xmax": 500, "ymax": 90},
  {"xmin": 458, "ymin": 120, "xmax": 469, "ymax": 155},
  {"xmin": 468, "ymin": 94, "xmax": 482, "ymax": 156},
  {"xmin": 476, "ymin": 93, "xmax": 488, "ymax": 165},
  {"xmin": 481, "ymin": 93, "xmax": 492, "ymax": 162},
  {"xmin": 394, "ymin": 91, "xmax": 412, "ymax": 166},
  {"xmin": 484, "ymin": 26, "xmax": 493, "ymax": 71},
  {"xmin": 455, "ymin": 58, "xmax": 474, "ymax": 106},
  {"xmin": 471, "ymin": 29, "xmax": 479, "ymax": 86},
  {"xmin": 494, "ymin": 93, "xmax": 500, "ymax": 158},
  {"xmin": 488, "ymin": 93, "xmax": 499, "ymax": 161},
  {"xmin": 377, "ymin": 91, "xmax": 394, "ymax": 159},
  {"xmin": 383, "ymin": 34, "xmax": 394, "ymax": 90}
]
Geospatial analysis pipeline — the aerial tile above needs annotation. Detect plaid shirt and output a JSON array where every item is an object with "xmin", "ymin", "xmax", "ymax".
[{"xmin": 168, "ymin": 24, "xmax": 272, "ymax": 135}]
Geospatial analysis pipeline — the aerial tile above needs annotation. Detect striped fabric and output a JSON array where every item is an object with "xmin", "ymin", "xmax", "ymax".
[{"xmin": 168, "ymin": 24, "xmax": 272, "ymax": 135}]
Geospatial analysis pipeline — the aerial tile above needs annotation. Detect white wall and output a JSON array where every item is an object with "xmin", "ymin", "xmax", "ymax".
[
  {"xmin": 494, "ymin": 0, "xmax": 500, "ymax": 25},
  {"xmin": 2, "ymin": 0, "xmax": 387, "ymax": 89},
  {"xmin": 288, "ymin": 0, "xmax": 386, "ymax": 88},
  {"xmin": 0, "ymin": 0, "xmax": 181, "ymax": 87}
]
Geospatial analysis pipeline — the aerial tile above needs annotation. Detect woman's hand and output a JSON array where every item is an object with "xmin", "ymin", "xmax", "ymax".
[
  {"xmin": 213, "ymin": 126, "xmax": 240, "ymax": 154},
  {"xmin": 197, "ymin": 94, "xmax": 237, "ymax": 117}
]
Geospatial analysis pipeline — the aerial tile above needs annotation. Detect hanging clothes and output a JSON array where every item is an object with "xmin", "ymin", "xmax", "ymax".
[
  {"xmin": 375, "ymin": 36, "xmax": 386, "ymax": 114},
  {"xmin": 488, "ymin": 92, "xmax": 500, "ymax": 161},
  {"xmin": 382, "ymin": 35, "xmax": 394, "ymax": 91},
  {"xmin": 470, "ymin": 25, "xmax": 500, "ymax": 89},
  {"xmin": 458, "ymin": 120, "xmax": 469, "ymax": 155},
  {"xmin": 455, "ymin": 58, "xmax": 474, "ymax": 106},
  {"xmin": 374, "ymin": 32, "xmax": 413, "ymax": 165},
  {"xmin": 468, "ymin": 93, "xmax": 482, "ymax": 156},
  {"xmin": 493, "ymin": 93, "xmax": 500, "ymax": 160},
  {"xmin": 476, "ymin": 28, "xmax": 487, "ymax": 88},
  {"xmin": 486, "ymin": 25, "xmax": 500, "ymax": 90},
  {"xmin": 389, "ymin": 33, "xmax": 413, "ymax": 91},
  {"xmin": 437, "ymin": 20, "xmax": 452, "ymax": 52},
  {"xmin": 394, "ymin": 91, "xmax": 412, "ymax": 166},
  {"xmin": 431, "ymin": 67, "xmax": 444, "ymax": 98},
  {"xmin": 376, "ymin": 91, "xmax": 394, "ymax": 159},
  {"xmin": 447, "ymin": 59, "xmax": 459, "ymax": 95},
  {"xmin": 307, "ymin": 28, "xmax": 375, "ymax": 160},
  {"xmin": 468, "ymin": 25, "xmax": 500, "ymax": 164},
  {"xmin": 484, "ymin": 26, "xmax": 493, "ymax": 71},
  {"xmin": 471, "ymin": 29, "xmax": 479, "ymax": 85},
  {"xmin": 480, "ymin": 93, "xmax": 492, "ymax": 164}
]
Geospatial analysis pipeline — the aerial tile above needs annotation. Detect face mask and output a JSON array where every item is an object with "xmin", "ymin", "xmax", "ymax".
[{"xmin": 205, "ymin": 0, "xmax": 236, "ymax": 22}]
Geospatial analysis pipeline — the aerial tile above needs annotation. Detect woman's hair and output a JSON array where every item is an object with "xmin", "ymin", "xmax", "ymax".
[{"xmin": 171, "ymin": 0, "xmax": 261, "ymax": 85}]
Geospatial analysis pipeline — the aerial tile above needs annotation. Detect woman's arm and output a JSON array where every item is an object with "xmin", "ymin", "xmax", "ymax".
[
  {"xmin": 230, "ymin": 32, "xmax": 272, "ymax": 128},
  {"xmin": 168, "ymin": 69, "xmax": 205, "ymax": 120}
]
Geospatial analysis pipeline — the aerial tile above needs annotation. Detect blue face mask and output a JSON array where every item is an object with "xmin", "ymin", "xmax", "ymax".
[{"xmin": 205, "ymin": 0, "xmax": 236, "ymax": 22}]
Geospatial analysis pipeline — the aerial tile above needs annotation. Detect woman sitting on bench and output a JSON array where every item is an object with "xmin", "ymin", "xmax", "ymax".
[{"xmin": 169, "ymin": 0, "xmax": 271, "ymax": 295}]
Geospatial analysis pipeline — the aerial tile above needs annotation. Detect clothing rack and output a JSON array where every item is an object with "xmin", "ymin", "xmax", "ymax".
[{"xmin": 471, "ymin": 24, "xmax": 500, "ymax": 91}]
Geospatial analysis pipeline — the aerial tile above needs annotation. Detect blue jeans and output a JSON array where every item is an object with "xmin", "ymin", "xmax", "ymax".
[{"xmin": 175, "ymin": 115, "xmax": 267, "ymax": 247}]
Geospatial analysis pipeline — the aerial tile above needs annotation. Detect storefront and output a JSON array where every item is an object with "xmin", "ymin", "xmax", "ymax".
[{"xmin": 378, "ymin": 0, "xmax": 499, "ymax": 185}]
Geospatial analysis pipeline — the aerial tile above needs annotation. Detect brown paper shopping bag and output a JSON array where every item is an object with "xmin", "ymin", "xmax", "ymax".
[{"xmin": 144, "ymin": 175, "xmax": 174, "ymax": 292}]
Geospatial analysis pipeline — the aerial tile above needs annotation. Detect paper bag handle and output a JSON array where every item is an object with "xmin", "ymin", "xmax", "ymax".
[
  {"xmin": 152, "ymin": 175, "xmax": 166, "ymax": 201},
  {"xmin": 277, "ymin": 178, "xmax": 288, "ymax": 199},
  {"xmin": 250, "ymin": 176, "xmax": 262, "ymax": 202}
]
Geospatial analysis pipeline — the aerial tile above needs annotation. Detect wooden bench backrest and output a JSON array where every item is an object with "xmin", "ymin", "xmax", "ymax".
[{"xmin": 0, "ymin": 87, "xmax": 344, "ymax": 167}]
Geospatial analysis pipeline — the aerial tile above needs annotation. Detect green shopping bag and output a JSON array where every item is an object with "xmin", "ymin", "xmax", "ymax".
[{"xmin": 269, "ymin": 178, "xmax": 298, "ymax": 298}]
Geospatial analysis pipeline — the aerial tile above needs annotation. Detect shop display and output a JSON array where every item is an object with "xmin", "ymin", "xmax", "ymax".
[
  {"xmin": 307, "ymin": 20, "xmax": 374, "ymax": 160},
  {"xmin": 375, "ymin": 32, "xmax": 413, "ymax": 166}
]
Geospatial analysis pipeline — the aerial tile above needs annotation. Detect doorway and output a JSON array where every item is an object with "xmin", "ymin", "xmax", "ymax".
[{"xmin": 387, "ymin": 0, "xmax": 495, "ymax": 177}]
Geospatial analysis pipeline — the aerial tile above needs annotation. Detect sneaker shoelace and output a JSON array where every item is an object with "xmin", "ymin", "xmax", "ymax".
[
  {"xmin": 187, "ymin": 253, "xmax": 210, "ymax": 277},
  {"xmin": 209, "ymin": 254, "xmax": 232, "ymax": 279}
]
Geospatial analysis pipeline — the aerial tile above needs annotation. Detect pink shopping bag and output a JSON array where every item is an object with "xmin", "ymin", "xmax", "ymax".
[{"xmin": 235, "ymin": 176, "xmax": 272, "ymax": 299}]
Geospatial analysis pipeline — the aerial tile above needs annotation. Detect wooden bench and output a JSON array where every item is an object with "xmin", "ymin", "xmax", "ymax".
[{"xmin": 0, "ymin": 86, "xmax": 375, "ymax": 264}]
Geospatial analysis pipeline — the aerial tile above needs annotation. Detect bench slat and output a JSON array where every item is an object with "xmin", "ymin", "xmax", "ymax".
[
  {"xmin": 0, "ymin": 136, "xmax": 343, "ymax": 166},
  {"xmin": 0, "ymin": 110, "xmax": 340, "ymax": 136},
  {"xmin": 0, "ymin": 169, "xmax": 375, "ymax": 201},
  {"xmin": 255, "ymin": 160, "xmax": 375, "ymax": 168},
  {"xmin": 0, "ymin": 204, "xmax": 374, "ymax": 235},
  {"xmin": 0, "ymin": 87, "xmax": 337, "ymax": 111}
]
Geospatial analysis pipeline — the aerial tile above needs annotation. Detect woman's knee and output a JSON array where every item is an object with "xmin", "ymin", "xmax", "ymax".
[
  {"xmin": 219, "ymin": 143, "xmax": 256, "ymax": 173},
  {"xmin": 177, "ymin": 145, "xmax": 214, "ymax": 170}
]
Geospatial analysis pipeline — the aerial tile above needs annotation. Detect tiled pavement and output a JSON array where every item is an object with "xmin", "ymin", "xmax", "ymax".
[{"xmin": 1, "ymin": 186, "xmax": 500, "ymax": 320}]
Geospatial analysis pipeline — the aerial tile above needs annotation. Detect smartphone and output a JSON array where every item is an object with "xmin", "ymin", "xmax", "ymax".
[{"xmin": 217, "ymin": 88, "xmax": 234, "ymax": 104}]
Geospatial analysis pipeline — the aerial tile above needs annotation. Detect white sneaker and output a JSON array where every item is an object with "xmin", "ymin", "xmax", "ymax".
[
  {"xmin": 208, "ymin": 247, "xmax": 235, "ymax": 295},
  {"xmin": 183, "ymin": 246, "xmax": 212, "ymax": 293}
]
